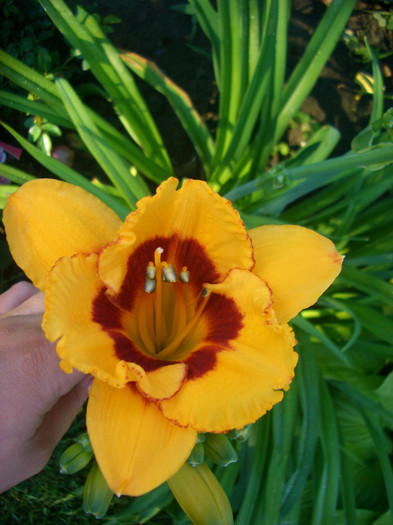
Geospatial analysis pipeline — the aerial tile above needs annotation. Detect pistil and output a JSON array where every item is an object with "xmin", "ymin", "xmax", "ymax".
[
  {"xmin": 153, "ymin": 247, "xmax": 164, "ymax": 351},
  {"xmin": 142, "ymin": 249, "xmax": 211, "ymax": 359},
  {"xmin": 158, "ymin": 288, "xmax": 210, "ymax": 359}
]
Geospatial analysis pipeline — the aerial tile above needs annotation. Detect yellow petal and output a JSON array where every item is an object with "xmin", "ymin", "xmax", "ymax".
[
  {"xmin": 43, "ymin": 253, "xmax": 133, "ymax": 387},
  {"xmin": 3, "ymin": 179, "xmax": 121, "ymax": 290},
  {"xmin": 87, "ymin": 380, "xmax": 197, "ymax": 496},
  {"xmin": 99, "ymin": 177, "xmax": 253, "ymax": 296},
  {"xmin": 137, "ymin": 363, "xmax": 188, "ymax": 401},
  {"xmin": 249, "ymin": 225, "xmax": 343, "ymax": 323},
  {"xmin": 160, "ymin": 269, "xmax": 298, "ymax": 433}
]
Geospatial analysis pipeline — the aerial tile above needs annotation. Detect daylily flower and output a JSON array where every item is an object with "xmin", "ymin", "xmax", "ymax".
[{"xmin": 4, "ymin": 177, "xmax": 342, "ymax": 496}]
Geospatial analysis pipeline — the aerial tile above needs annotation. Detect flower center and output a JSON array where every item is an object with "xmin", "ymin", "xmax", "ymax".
[{"xmin": 136, "ymin": 247, "xmax": 210, "ymax": 359}]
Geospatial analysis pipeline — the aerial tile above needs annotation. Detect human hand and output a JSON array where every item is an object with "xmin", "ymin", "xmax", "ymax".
[{"xmin": 0, "ymin": 282, "xmax": 90, "ymax": 493}]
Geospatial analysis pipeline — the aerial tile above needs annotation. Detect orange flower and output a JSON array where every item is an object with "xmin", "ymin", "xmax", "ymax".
[{"xmin": 4, "ymin": 177, "xmax": 342, "ymax": 496}]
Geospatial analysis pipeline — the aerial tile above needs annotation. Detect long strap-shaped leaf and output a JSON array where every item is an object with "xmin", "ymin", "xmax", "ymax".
[
  {"xmin": 187, "ymin": 0, "xmax": 220, "ymax": 82},
  {"xmin": 0, "ymin": 163, "xmax": 35, "ymax": 186},
  {"xmin": 274, "ymin": 0, "xmax": 357, "ymax": 147},
  {"xmin": 225, "ymin": 144, "xmax": 393, "ymax": 202},
  {"xmin": 55, "ymin": 78, "xmax": 144, "ymax": 208},
  {"xmin": 0, "ymin": 51, "xmax": 169, "ymax": 185},
  {"xmin": 38, "ymin": 0, "xmax": 172, "ymax": 173},
  {"xmin": 212, "ymin": 0, "xmax": 245, "ymax": 168},
  {"xmin": 0, "ymin": 49, "xmax": 62, "ymax": 109},
  {"xmin": 365, "ymin": 40, "xmax": 385, "ymax": 124},
  {"xmin": 0, "ymin": 90, "xmax": 72, "ymax": 129},
  {"xmin": 121, "ymin": 52, "xmax": 215, "ymax": 171},
  {"xmin": 211, "ymin": 1, "xmax": 289, "ymax": 186}
]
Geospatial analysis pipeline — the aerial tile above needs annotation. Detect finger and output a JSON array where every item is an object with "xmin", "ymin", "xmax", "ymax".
[
  {"xmin": 0, "ymin": 314, "xmax": 86, "ymax": 413},
  {"xmin": 6, "ymin": 292, "xmax": 45, "ymax": 317},
  {"xmin": 0, "ymin": 281, "xmax": 39, "ymax": 315},
  {"xmin": 32, "ymin": 375, "xmax": 92, "ymax": 458}
]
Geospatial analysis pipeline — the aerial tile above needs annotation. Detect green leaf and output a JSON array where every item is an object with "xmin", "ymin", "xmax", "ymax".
[
  {"xmin": 38, "ymin": 0, "xmax": 172, "ymax": 173},
  {"xmin": 55, "ymin": 77, "xmax": 144, "ymax": 208},
  {"xmin": 275, "ymin": 0, "xmax": 357, "ymax": 145},
  {"xmin": 361, "ymin": 410, "xmax": 393, "ymax": 515},
  {"xmin": 340, "ymin": 266, "xmax": 393, "ymax": 306},
  {"xmin": 0, "ymin": 184, "xmax": 18, "ymax": 209},
  {"xmin": 365, "ymin": 40, "xmax": 385, "ymax": 124},
  {"xmin": 0, "ymin": 163, "xmax": 35, "ymax": 185},
  {"xmin": 376, "ymin": 372, "xmax": 393, "ymax": 416},
  {"xmin": 121, "ymin": 51, "xmax": 215, "ymax": 170}
]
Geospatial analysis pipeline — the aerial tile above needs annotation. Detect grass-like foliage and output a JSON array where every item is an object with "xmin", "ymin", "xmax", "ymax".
[{"xmin": 1, "ymin": 0, "xmax": 393, "ymax": 523}]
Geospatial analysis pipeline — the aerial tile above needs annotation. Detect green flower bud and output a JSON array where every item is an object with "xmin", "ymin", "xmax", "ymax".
[
  {"xmin": 76, "ymin": 432, "xmax": 92, "ymax": 452},
  {"xmin": 168, "ymin": 462, "xmax": 234, "ymax": 525},
  {"xmin": 83, "ymin": 462, "xmax": 113, "ymax": 519},
  {"xmin": 187, "ymin": 442, "xmax": 205, "ymax": 467},
  {"xmin": 59, "ymin": 443, "xmax": 93, "ymax": 474},
  {"xmin": 204, "ymin": 434, "xmax": 238, "ymax": 467}
]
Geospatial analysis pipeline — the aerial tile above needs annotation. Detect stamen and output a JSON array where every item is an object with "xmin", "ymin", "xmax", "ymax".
[
  {"xmin": 201, "ymin": 287, "xmax": 209, "ymax": 298},
  {"xmin": 179, "ymin": 266, "xmax": 190, "ymax": 283},
  {"xmin": 146, "ymin": 262, "xmax": 156, "ymax": 279},
  {"xmin": 158, "ymin": 287, "xmax": 211, "ymax": 358},
  {"xmin": 144, "ymin": 278, "xmax": 156, "ymax": 293},
  {"xmin": 144, "ymin": 262, "xmax": 156, "ymax": 293},
  {"xmin": 162, "ymin": 262, "xmax": 177, "ymax": 283}
]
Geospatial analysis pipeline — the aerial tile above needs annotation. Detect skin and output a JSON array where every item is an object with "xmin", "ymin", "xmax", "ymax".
[{"xmin": 0, "ymin": 282, "xmax": 90, "ymax": 493}]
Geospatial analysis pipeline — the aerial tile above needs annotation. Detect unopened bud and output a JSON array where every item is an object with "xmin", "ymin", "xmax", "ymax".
[
  {"xmin": 168, "ymin": 462, "xmax": 234, "ymax": 525},
  {"xmin": 187, "ymin": 442, "xmax": 205, "ymax": 467},
  {"xmin": 59, "ymin": 443, "xmax": 93, "ymax": 474},
  {"xmin": 76, "ymin": 432, "xmax": 92, "ymax": 451},
  {"xmin": 204, "ymin": 433, "xmax": 238, "ymax": 467},
  {"xmin": 83, "ymin": 461, "xmax": 113, "ymax": 519}
]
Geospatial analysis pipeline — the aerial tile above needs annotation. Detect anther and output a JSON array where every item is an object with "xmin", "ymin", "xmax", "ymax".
[
  {"xmin": 144, "ymin": 262, "xmax": 157, "ymax": 293},
  {"xmin": 162, "ymin": 262, "xmax": 177, "ymax": 283},
  {"xmin": 201, "ymin": 287, "xmax": 210, "ymax": 298},
  {"xmin": 146, "ymin": 262, "xmax": 156, "ymax": 279},
  {"xmin": 179, "ymin": 266, "xmax": 190, "ymax": 283}
]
